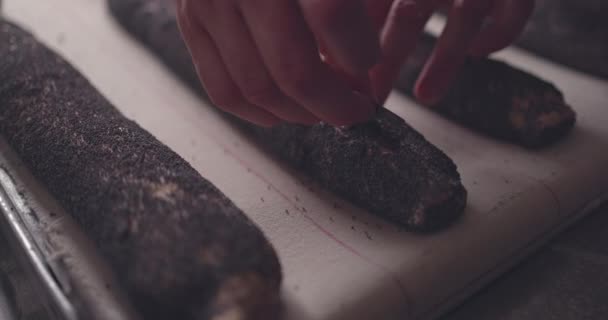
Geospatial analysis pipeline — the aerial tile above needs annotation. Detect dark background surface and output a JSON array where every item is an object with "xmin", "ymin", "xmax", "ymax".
[{"xmin": 443, "ymin": 202, "xmax": 608, "ymax": 320}]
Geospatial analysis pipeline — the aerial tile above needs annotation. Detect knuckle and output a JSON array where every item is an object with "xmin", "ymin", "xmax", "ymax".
[
  {"xmin": 277, "ymin": 68, "xmax": 317, "ymax": 100},
  {"xmin": 242, "ymin": 83, "xmax": 280, "ymax": 106}
]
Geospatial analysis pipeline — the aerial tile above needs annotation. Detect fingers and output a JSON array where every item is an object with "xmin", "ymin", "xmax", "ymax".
[
  {"xmin": 189, "ymin": 2, "xmax": 319, "ymax": 125},
  {"xmin": 469, "ymin": 0, "xmax": 535, "ymax": 56},
  {"xmin": 239, "ymin": 0, "xmax": 376, "ymax": 126},
  {"xmin": 176, "ymin": 1, "xmax": 281, "ymax": 127},
  {"xmin": 298, "ymin": 0, "xmax": 381, "ymax": 76},
  {"xmin": 315, "ymin": 0, "xmax": 392, "ymax": 99},
  {"xmin": 414, "ymin": 0, "xmax": 493, "ymax": 105},
  {"xmin": 364, "ymin": 0, "xmax": 395, "ymax": 30},
  {"xmin": 370, "ymin": 0, "xmax": 435, "ymax": 103}
]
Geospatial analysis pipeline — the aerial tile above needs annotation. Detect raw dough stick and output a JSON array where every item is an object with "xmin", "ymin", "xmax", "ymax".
[
  {"xmin": 0, "ymin": 21, "xmax": 281, "ymax": 320},
  {"xmin": 107, "ymin": 0, "xmax": 467, "ymax": 231},
  {"xmin": 516, "ymin": 0, "xmax": 608, "ymax": 79},
  {"xmin": 396, "ymin": 33, "xmax": 576, "ymax": 148}
]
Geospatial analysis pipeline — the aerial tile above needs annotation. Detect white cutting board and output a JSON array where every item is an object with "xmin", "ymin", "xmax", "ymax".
[{"xmin": 4, "ymin": 0, "xmax": 608, "ymax": 319}]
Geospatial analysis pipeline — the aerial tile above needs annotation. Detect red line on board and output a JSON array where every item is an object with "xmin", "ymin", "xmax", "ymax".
[{"xmin": 210, "ymin": 137, "xmax": 412, "ymax": 305}]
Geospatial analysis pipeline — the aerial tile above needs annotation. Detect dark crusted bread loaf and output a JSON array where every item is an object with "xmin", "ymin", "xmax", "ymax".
[
  {"xmin": 107, "ymin": 0, "xmax": 467, "ymax": 232},
  {"xmin": 0, "ymin": 21, "xmax": 281, "ymax": 320},
  {"xmin": 396, "ymin": 33, "xmax": 576, "ymax": 148}
]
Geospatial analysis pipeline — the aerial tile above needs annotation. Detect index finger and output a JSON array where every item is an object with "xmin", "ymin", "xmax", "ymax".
[
  {"xmin": 239, "ymin": 0, "xmax": 376, "ymax": 126},
  {"xmin": 414, "ymin": 0, "xmax": 492, "ymax": 105},
  {"xmin": 469, "ymin": 0, "xmax": 535, "ymax": 56},
  {"xmin": 299, "ymin": 0, "xmax": 381, "ymax": 75}
]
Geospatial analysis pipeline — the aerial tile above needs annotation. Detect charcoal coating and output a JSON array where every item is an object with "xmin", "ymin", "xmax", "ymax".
[
  {"xmin": 0, "ymin": 21, "xmax": 281, "ymax": 320},
  {"xmin": 517, "ymin": 0, "xmax": 608, "ymax": 79},
  {"xmin": 397, "ymin": 33, "xmax": 576, "ymax": 148},
  {"xmin": 108, "ymin": 0, "xmax": 467, "ymax": 231}
]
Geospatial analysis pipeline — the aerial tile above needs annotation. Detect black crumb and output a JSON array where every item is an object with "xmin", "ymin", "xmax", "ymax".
[{"xmin": 364, "ymin": 231, "xmax": 373, "ymax": 240}]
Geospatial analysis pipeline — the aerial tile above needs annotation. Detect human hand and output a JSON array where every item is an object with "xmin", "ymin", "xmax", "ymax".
[
  {"xmin": 176, "ymin": 0, "xmax": 534, "ymax": 127},
  {"xmin": 371, "ymin": 0, "xmax": 535, "ymax": 105},
  {"xmin": 176, "ymin": 0, "xmax": 381, "ymax": 127}
]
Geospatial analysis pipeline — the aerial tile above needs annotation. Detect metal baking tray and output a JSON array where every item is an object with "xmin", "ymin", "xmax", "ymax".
[
  {"xmin": 0, "ymin": 137, "xmax": 139, "ymax": 320},
  {"xmin": 0, "ymin": 6, "xmax": 138, "ymax": 318}
]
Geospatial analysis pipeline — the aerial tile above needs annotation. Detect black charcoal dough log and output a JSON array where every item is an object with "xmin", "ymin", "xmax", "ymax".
[
  {"xmin": 0, "ymin": 21, "xmax": 282, "ymax": 320},
  {"xmin": 516, "ymin": 0, "xmax": 608, "ymax": 79},
  {"xmin": 396, "ymin": 33, "xmax": 576, "ymax": 148},
  {"xmin": 108, "ymin": 0, "xmax": 467, "ymax": 231}
]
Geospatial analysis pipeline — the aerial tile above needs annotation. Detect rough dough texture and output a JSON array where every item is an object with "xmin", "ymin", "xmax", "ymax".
[
  {"xmin": 397, "ymin": 33, "xmax": 576, "ymax": 148},
  {"xmin": 0, "ymin": 21, "xmax": 281, "ymax": 320},
  {"xmin": 107, "ymin": 0, "xmax": 468, "ymax": 232}
]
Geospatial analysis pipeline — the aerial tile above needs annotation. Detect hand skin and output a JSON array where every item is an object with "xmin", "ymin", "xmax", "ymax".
[{"xmin": 176, "ymin": 0, "xmax": 535, "ymax": 127}]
